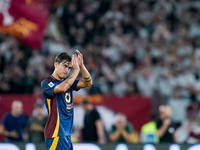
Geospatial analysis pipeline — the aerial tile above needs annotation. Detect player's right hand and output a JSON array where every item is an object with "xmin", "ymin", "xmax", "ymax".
[{"xmin": 72, "ymin": 54, "xmax": 80, "ymax": 70}]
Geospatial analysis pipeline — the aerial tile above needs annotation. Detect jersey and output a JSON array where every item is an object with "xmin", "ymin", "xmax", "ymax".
[{"xmin": 41, "ymin": 75, "xmax": 79, "ymax": 139}]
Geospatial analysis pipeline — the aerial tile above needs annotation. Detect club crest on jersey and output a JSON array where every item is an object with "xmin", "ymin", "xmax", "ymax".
[{"xmin": 48, "ymin": 82, "xmax": 54, "ymax": 88}]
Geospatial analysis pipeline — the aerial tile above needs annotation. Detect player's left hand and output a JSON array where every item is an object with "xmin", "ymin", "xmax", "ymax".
[{"xmin": 76, "ymin": 50, "xmax": 84, "ymax": 68}]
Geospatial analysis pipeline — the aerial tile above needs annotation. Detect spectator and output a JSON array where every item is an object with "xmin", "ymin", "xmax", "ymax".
[
  {"xmin": 109, "ymin": 113, "xmax": 133, "ymax": 143},
  {"xmin": 81, "ymin": 99, "xmax": 105, "ymax": 144},
  {"xmin": 175, "ymin": 104, "xmax": 200, "ymax": 144},
  {"xmin": 140, "ymin": 115, "xmax": 158, "ymax": 143},
  {"xmin": 26, "ymin": 101, "xmax": 48, "ymax": 143},
  {"xmin": 156, "ymin": 105, "xmax": 177, "ymax": 143},
  {"xmin": 0, "ymin": 100, "xmax": 28, "ymax": 142},
  {"xmin": 1, "ymin": 0, "xmax": 200, "ymax": 100},
  {"xmin": 168, "ymin": 86, "xmax": 190, "ymax": 126}
]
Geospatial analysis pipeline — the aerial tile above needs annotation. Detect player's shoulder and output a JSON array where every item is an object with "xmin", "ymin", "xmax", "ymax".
[{"xmin": 41, "ymin": 76, "xmax": 55, "ymax": 87}]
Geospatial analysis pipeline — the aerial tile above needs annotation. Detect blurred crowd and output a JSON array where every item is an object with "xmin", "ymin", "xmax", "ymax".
[
  {"xmin": 1, "ymin": 0, "xmax": 200, "ymax": 98},
  {"xmin": 1, "ymin": 99, "xmax": 200, "ymax": 144},
  {"xmin": 1, "ymin": 0, "xmax": 200, "ymax": 144}
]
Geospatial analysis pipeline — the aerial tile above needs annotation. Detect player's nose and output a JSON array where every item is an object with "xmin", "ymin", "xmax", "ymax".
[{"xmin": 65, "ymin": 67, "xmax": 70, "ymax": 73}]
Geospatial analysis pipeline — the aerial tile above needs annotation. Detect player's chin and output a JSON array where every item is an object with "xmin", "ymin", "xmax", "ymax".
[
  {"xmin": 59, "ymin": 74, "xmax": 67, "ymax": 79},
  {"xmin": 63, "ymin": 73, "xmax": 68, "ymax": 78}
]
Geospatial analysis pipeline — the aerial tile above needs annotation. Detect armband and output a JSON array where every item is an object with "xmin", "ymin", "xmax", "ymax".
[{"xmin": 84, "ymin": 76, "xmax": 91, "ymax": 82}]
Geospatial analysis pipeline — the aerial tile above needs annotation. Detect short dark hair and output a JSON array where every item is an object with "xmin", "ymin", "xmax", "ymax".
[{"xmin": 54, "ymin": 52, "xmax": 71, "ymax": 64}]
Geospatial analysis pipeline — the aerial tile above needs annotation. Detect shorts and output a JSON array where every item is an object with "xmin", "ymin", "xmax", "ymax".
[{"xmin": 45, "ymin": 136, "xmax": 73, "ymax": 150}]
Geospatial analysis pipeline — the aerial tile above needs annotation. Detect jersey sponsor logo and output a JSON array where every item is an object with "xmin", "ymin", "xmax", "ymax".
[
  {"xmin": 66, "ymin": 103, "xmax": 73, "ymax": 110},
  {"xmin": 65, "ymin": 93, "xmax": 73, "ymax": 110},
  {"xmin": 48, "ymin": 82, "xmax": 55, "ymax": 88}
]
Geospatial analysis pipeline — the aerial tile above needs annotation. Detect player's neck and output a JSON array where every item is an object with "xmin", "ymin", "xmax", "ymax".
[{"xmin": 52, "ymin": 72, "xmax": 64, "ymax": 80}]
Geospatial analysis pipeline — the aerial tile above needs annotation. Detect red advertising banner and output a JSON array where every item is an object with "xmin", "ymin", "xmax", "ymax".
[
  {"xmin": 0, "ymin": 95, "xmax": 151, "ymax": 132},
  {"xmin": 0, "ymin": 95, "xmax": 151, "ymax": 141},
  {"xmin": 102, "ymin": 96, "xmax": 151, "ymax": 132},
  {"xmin": 0, "ymin": 0, "xmax": 48, "ymax": 48}
]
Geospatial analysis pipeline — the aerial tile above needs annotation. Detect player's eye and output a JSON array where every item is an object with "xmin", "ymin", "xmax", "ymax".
[{"xmin": 64, "ymin": 65, "xmax": 72, "ymax": 69}]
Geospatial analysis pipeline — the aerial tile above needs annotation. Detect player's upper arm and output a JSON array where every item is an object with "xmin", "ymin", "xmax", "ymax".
[
  {"xmin": 41, "ymin": 80, "xmax": 55, "ymax": 96},
  {"xmin": 53, "ymin": 84, "xmax": 63, "ymax": 94}
]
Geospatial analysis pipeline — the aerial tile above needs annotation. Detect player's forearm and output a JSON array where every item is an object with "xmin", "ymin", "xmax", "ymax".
[
  {"xmin": 62, "ymin": 69, "xmax": 80, "ymax": 90},
  {"xmin": 54, "ymin": 69, "xmax": 80, "ymax": 93},
  {"xmin": 80, "ymin": 65, "xmax": 92, "ymax": 86}
]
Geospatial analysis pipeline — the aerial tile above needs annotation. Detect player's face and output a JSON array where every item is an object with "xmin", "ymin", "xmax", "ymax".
[{"xmin": 55, "ymin": 61, "xmax": 72, "ymax": 79}]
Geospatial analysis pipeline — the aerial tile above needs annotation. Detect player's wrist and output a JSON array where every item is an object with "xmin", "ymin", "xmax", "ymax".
[
  {"xmin": 79, "ymin": 64, "xmax": 85, "ymax": 69},
  {"xmin": 74, "ymin": 67, "xmax": 80, "ymax": 72}
]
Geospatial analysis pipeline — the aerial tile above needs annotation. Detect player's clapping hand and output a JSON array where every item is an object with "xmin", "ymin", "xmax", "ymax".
[
  {"xmin": 72, "ymin": 54, "xmax": 80, "ymax": 70},
  {"xmin": 76, "ymin": 50, "xmax": 84, "ymax": 68}
]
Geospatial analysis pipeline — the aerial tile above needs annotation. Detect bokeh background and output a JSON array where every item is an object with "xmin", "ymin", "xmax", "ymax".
[{"xmin": 1, "ymin": 0, "xmax": 200, "ymax": 149}]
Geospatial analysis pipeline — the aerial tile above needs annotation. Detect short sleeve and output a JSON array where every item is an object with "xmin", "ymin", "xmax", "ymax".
[
  {"xmin": 41, "ymin": 79, "xmax": 56, "ymax": 96},
  {"xmin": 71, "ymin": 80, "xmax": 80, "ymax": 91}
]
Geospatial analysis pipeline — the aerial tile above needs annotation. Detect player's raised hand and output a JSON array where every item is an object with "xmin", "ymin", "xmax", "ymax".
[
  {"xmin": 72, "ymin": 54, "xmax": 80, "ymax": 70},
  {"xmin": 76, "ymin": 50, "xmax": 84, "ymax": 68}
]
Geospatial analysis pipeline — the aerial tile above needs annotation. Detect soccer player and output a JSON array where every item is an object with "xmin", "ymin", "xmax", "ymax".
[{"xmin": 41, "ymin": 50, "xmax": 92, "ymax": 150}]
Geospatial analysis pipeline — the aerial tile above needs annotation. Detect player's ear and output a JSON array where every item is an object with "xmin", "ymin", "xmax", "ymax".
[{"xmin": 54, "ymin": 62, "xmax": 58, "ymax": 68}]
